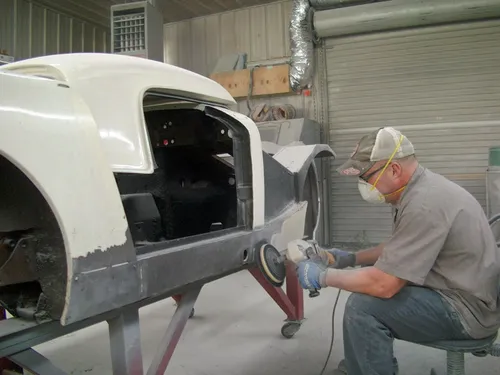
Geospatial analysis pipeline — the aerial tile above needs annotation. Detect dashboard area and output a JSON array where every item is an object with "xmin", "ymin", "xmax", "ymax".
[{"xmin": 144, "ymin": 108, "xmax": 233, "ymax": 153}]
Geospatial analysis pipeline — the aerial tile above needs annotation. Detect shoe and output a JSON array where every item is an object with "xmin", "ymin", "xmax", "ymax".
[{"xmin": 332, "ymin": 358, "xmax": 399, "ymax": 374}]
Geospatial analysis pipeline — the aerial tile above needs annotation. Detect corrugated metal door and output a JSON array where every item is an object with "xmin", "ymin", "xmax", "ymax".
[{"xmin": 326, "ymin": 20, "xmax": 500, "ymax": 248}]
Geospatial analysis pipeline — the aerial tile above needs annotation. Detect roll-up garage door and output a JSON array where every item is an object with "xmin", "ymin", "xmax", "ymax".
[{"xmin": 326, "ymin": 20, "xmax": 500, "ymax": 248}]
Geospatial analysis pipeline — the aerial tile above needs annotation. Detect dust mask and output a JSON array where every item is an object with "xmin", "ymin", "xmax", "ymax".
[{"xmin": 358, "ymin": 180, "xmax": 386, "ymax": 204}]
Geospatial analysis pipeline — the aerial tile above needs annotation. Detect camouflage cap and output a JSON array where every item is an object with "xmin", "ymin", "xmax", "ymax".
[{"xmin": 336, "ymin": 127, "xmax": 415, "ymax": 177}]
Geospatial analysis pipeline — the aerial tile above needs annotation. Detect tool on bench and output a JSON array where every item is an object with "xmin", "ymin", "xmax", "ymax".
[{"xmin": 255, "ymin": 238, "xmax": 326, "ymax": 298}]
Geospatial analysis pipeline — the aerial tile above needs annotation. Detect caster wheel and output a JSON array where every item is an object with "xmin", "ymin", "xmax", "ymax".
[
  {"xmin": 189, "ymin": 308, "xmax": 195, "ymax": 318},
  {"xmin": 281, "ymin": 322, "xmax": 301, "ymax": 339},
  {"xmin": 430, "ymin": 369, "xmax": 438, "ymax": 375}
]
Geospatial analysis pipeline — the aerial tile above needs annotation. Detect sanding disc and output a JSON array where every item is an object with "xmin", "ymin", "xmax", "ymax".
[{"xmin": 256, "ymin": 243, "xmax": 286, "ymax": 287}]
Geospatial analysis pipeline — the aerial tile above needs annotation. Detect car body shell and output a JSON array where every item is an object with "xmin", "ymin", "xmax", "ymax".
[{"xmin": 0, "ymin": 54, "xmax": 335, "ymax": 325}]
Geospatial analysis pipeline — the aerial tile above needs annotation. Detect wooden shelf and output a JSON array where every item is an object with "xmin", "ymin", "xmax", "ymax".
[{"xmin": 209, "ymin": 64, "xmax": 292, "ymax": 99}]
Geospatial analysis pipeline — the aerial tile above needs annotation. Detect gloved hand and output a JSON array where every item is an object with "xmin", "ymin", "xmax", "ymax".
[
  {"xmin": 296, "ymin": 259, "xmax": 328, "ymax": 290},
  {"xmin": 319, "ymin": 248, "xmax": 356, "ymax": 269}
]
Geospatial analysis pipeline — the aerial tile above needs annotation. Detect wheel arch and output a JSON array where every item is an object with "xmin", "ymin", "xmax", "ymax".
[
  {"xmin": 0, "ymin": 153, "xmax": 68, "ymax": 319},
  {"xmin": 272, "ymin": 144, "xmax": 336, "ymax": 244}
]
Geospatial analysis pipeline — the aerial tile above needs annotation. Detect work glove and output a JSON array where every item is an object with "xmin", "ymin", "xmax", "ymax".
[
  {"xmin": 296, "ymin": 259, "xmax": 328, "ymax": 290},
  {"xmin": 319, "ymin": 248, "xmax": 356, "ymax": 269}
]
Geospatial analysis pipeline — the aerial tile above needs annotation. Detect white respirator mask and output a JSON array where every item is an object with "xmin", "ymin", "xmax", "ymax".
[{"xmin": 358, "ymin": 179, "xmax": 387, "ymax": 204}]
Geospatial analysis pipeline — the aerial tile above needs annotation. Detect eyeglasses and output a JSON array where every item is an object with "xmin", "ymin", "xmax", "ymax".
[{"xmin": 359, "ymin": 164, "xmax": 386, "ymax": 182}]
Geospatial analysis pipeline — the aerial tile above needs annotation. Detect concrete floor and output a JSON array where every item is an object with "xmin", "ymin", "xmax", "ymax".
[{"xmin": 34, "ymin": 270, "xmax": 499, "ymax": 375}]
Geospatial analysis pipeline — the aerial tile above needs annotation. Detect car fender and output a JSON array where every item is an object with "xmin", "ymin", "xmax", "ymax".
[
  {"xmin": 273, "ymin": 143, "xmax": 335, "ymax": 194},
  {"xmin": 272, "ymin": 144, "xmax": 336, "ymax": 241},
  {"xmin": 0, "ymin": 72, "xmax": 139, "ymax": 323}
]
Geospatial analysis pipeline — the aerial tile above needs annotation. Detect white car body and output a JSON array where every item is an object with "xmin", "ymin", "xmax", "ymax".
[{"xmin": 0, "ymin": 53, "xmax": 335, "ymax": 325}]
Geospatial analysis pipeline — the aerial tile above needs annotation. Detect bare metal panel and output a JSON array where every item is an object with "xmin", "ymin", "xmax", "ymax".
[
  {"xmin": 32, "ymin": 4, "xmax": 46, "ymax": 57},
  {"xmin": 59, "ymin": 15, "xmax": 72, "ymax": 54},
  {"xmin": 326, "ymin": 20, "xmax": 500, "ymax": 247},
  {"xmin": 205, "ymin": 14, "xmax": 222, "ymax": 75},
  {"xmin": 163, "ymin": 24, "xmax": 179, "ymax": 67},
  {"xmin": 0, "ymin": 0, "xmax": 15, "ymax": 56},
  {"xmin": 249, "ymin": 6, "xmax": 268, "ymax": 61},
  {"xmin": 46, "ymin": 10, "xmax": 59, "ymax": 55},
  {"xmin": 234, "ymin": 8, "xmax": 251, "ymax": 57},
  {"xmin": 175, "ymin": 20, "xmax": 192, "ymax": 71},
  {"xmin": 190, "ymin": 17, "xmax": 207, "ymax": 75},
  {"xmin": 30, "ymin": 0, "xmax": 114, "ymax": 29},
  {"xmin": 71, "ymin": 20, "xmax": 84, "ymax": 53},
  {"xmin": 0, "ymin": 0, "xmax": 110, "ymax": 61},
  {"xmin": 83, "ymin": 23, "xmax": 95, "ymax": 53},
  {"xmin": 163, "ymin": 1, "xmax": 293, "ymax": 75},
  {"xmin": 15, "ymin": 0, "xmax": 31, "ymax": 59},
  {"xmin": 265, "ymin": 3, "xmax": 286, "ymax": 59}
]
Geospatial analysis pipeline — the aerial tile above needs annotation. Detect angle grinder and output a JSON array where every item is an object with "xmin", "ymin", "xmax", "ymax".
[{"xmin": 255, "ymin": 239, "xmax": 326, "ymax": 298}]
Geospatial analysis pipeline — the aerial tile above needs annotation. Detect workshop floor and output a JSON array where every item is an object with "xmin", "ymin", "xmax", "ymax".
[{"xmin": 34, "ymin": 271, "xmax": 499, "ymax": 375}]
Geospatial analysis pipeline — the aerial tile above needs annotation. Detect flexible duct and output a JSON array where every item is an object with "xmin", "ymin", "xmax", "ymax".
[
  {"xmin": 313, "ymin": 0, "xmax": 500, "ymax": 39},
  {"xmin": 289, "ymin": 0, "xmax": 314, "ymax": 92},
  {"xmin": 289, "ymin": 0, "xmax": 385, "ymax": 91},
  {"xmin": 309, "ymin": 0, "xmax": 381, "ymax": 9}
]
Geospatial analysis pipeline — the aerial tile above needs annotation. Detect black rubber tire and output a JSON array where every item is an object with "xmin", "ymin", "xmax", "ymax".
[{"xmin": 281, "ymin": 322, "xmax": 301, "ymax": 339}]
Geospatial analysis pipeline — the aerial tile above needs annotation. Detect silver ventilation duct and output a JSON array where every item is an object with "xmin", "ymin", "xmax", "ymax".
[
  {"xmin": 289, "ymin": 0, "xmax": 500, "ymax": 91},
  {"xmin": 309, "ymin": 0, "xmax": 381, "ymax": 9},
  {"xmin": 313, "ymin": 0, "xmax": 500, "ymax": 39},
  {"xmin": 289, "ymin": 0, "xmax": 315, "ymax": 92},
  {"xmin": 289, "ymin": 0, "xmax": 384, "ymax": 92}
]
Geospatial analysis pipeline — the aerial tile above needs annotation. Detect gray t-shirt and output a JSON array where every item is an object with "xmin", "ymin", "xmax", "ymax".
[{"xmin": 375, "ymin": 165, "xmax": 500, "ymax": 339}]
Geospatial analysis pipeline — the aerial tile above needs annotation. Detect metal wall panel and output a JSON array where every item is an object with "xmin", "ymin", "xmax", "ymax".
[
  {"xmin": 325, "ymin": 20, "xmax": 500, "ymax": 247},
  {"xmin": 30, "ymin": 0, "xmax": 282, "ymax": 27},
  {"xmin": 164, "ymin": 0, "xmax": 292, "ymax": 75},
  {"xmin": 0, "ymin": 0, "xmax": 109, "ymax": 61},
  {"xmin": 163, "ymin": 1, "xmax": 310, "ymax": 115}
]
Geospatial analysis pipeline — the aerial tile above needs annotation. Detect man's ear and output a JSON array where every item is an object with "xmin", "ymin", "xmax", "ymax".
[{"xmin": 391, "ymin": 162, "xmax": 403, "ymax": 177}]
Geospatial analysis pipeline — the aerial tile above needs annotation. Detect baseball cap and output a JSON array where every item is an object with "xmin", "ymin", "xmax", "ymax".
[{"xmin": 336, "ymin": 127, "xmax": 415, "ymax": 177}]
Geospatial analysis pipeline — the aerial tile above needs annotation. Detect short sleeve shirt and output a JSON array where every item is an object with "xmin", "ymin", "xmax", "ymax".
[{"xmin": 375, "ymin": 165, "xmax": 500, "ymax": 339}]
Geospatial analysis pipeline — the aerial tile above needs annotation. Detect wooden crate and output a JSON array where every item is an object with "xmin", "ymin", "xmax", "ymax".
[{"xmin": 209, "ymin": 64, "xmax": 292, "ymax": 99}]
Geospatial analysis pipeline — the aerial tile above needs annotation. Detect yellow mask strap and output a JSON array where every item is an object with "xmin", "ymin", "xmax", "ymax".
[
  {"xmin": 383, "ymin": 185, "xmax": 406, "ymax": 197},
  {"xmin": 370, "ymin": 134, "xmax": 405, "ymax": 191}
]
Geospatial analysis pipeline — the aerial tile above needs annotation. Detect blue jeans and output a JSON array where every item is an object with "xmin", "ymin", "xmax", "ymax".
[{"xmin": 343, "ymin": 286, "xmax": 472, "ymax": 375}]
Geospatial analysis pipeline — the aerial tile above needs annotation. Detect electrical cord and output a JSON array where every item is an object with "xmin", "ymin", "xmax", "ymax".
[{"xmin": 319, "ymin": 288, "xmax": 343, "ymax": 375}]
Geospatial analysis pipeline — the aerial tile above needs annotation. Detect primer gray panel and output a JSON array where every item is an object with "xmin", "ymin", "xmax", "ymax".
[{"xmin": 325, "ymin": 20, "xmax": 500, "ymax": 247}]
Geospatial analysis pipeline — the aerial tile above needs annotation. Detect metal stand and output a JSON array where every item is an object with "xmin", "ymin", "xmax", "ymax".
[
  {"xmin": 108, "ymin": 309, "xmax": 144, "ymax": 375},
  {"xmin": 0, "ymin": 262, "xmax": 302, "ymax": 374},
  {"xmin": 4, "ymin": 287, "xmax": 202, "ymax": 375},
  {"xmin": 0, "ymin": 308, "xmax": 23, "ymax": 374},
  {"xmin": 147, "ymin": 288, "xmax": 200, "ymax": 375},
  {"xmin": 249, "ymin": 261, "xmax": 304, "ymax": 339},
  {"xmin": 8, "ymin": 349, "xmax": 68, "ymax": 375}
]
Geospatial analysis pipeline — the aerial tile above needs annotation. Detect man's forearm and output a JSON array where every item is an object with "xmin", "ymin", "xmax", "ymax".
[
  {"xmin": 323, "ymin": 265, "xmax": 404, "ymax": 299},
  {"xmin": 354, "ymin": 243, "xmax": 384, "ymax": 266}
]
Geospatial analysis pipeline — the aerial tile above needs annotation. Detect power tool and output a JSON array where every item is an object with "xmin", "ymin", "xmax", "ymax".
[
  {"xmin": 255, "ymin": 238, "xmax": 343, "ymax": 375},
  {"xmin": 255, "ymin": 238, "xmax": 327, "ymax": 298}
]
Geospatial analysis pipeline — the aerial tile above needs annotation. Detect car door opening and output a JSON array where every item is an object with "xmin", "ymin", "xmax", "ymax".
[{"xmin": 114, "ymin": 93, "xmax": 253, "ymax": 248}]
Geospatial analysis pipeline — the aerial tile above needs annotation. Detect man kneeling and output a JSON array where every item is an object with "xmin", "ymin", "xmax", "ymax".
[{"xmin": 296, "ymin": 127, "xmax": 500, "ymax": 375}]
